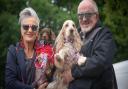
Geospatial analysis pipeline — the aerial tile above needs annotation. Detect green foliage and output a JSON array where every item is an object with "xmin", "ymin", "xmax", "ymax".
[
  {"xmin": 0, "ymin": 0, "xmax": 26, "ymax": 14},
  {"xmin": 103, "ymin": 0, "xmax": 128, "ymax": 62},
  {"xmin": 0, "ymin": 12, "xmax": 19, "ymax": 56},
  {"xmin": 0, "ymin": 12, "xmax": 19, "ymax": 88},
  {"xmin": 30, "ymin": 0, "xmax": 80, "ymax": 34},
  {"xmin": 0, "ymin": 2, "xmax": 23, "ymax": 87}
]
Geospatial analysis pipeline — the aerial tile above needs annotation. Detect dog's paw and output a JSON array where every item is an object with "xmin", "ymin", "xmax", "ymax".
[
  {"xmin": 54, "ymin": 54, "xmax": 64, "ymax": 69},
  {"xmin": 77, "ymin": 56, "xmax": 86, "ymax": 66}
]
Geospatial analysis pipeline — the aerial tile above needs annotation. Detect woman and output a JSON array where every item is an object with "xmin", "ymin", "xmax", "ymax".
[{"xmin": 5, "ymin": 7, "xmax": 47, "ymax": 89}]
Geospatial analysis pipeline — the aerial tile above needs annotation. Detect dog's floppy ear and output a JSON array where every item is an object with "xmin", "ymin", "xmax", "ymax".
[
  {"xmin": 55, "ymin": 23, "xmax": 65, "ymax": 53},
  {"xmin": 73, "ymin": 27, "xmax": 83, "ymax": 52},
  {"xmin": 50, "ymin": 30, "xmax": 56, "ymax": 41}
]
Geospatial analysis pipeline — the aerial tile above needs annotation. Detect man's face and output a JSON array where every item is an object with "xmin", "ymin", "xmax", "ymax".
[{"xmin": 78, "ymin": 3, "xmax": 98, "ymax": 33}]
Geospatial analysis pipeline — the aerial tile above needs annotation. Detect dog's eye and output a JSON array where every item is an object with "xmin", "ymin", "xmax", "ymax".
[
  {"xmin": 72, "ymin": 24, "xmax": 75, "ymax": 27},
  {"xmin": 65, "ymin": 24, "xmax": 68, "ymax": 27}
]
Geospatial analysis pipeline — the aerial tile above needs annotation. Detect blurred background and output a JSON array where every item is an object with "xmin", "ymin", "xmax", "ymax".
[{"xmin": 0, "ymin": 0, "xmax": 128, "ymax": 88}]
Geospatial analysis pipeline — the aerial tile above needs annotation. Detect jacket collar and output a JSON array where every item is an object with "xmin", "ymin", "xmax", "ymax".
[
  {"xmin": 79, "ymin": 20, "xmax": 103, "ymax": 45},
  {"xmin": 15, "ymin": 42, "xmax": 36, "ymax": 83},
  {"xmin": 79, "ymin": 20, "xmax": 102, "ymax": 40}
]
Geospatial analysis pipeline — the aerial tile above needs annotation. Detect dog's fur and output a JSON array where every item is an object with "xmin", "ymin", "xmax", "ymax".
[
  {"xmin": 46, "ymin": 20, "xmax": 83, "ymax": 89},
  {"xmin": 54, "ymin": 20, "xmax": 83, "ymax": 70}
]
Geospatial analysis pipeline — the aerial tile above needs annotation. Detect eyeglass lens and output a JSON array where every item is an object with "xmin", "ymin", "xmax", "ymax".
[
  {"xmin": 22, "ymin": 25, "xmax": 38, "ymax": 31},
  {"xmin": 78, "ymin": 12, "xmax": 96, "ymax": 19}
]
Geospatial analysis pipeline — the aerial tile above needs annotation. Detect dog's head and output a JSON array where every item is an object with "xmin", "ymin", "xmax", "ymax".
[
  {"xmin": 39, "ymin": 28, "xmax": 56, "ymax": 44},
  {"xmin": 55, "ymin": 20, "xmax": 82, "ymax": 53},
  {"xmin": 62, "ymin": 20, "xmax": 77, "ymax": 42}
]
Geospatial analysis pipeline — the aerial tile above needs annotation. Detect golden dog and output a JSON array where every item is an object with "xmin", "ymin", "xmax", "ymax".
[{"xmin": 47, "ymin": 20, "xmax": 86, "ymax": 89}]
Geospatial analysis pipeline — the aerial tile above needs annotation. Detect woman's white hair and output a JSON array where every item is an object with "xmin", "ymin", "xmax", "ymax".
[{"xmin": 19, "ymin": 7, "xmax": 40, "ymax": 28}]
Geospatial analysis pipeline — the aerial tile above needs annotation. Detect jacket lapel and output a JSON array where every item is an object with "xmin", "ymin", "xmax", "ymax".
[{"xmin": 16, "ymin": 47, "xmax": 27, "ymax": 83}]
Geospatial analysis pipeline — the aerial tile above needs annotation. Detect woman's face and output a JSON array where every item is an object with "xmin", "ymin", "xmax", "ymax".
[{"xmin": 20, "ymin": 17, "xmax": 38, "ymax": 43}]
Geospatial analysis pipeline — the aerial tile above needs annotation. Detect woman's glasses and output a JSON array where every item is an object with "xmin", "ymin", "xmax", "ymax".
[{"xmin": 22, "ymin": 24, "xmax": 38, "ymax": 31}]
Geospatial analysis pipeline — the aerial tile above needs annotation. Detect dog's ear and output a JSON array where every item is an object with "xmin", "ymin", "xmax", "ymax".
[
  {"xmin": 55, "ymin": 24, "xmax": 65, "ymax": 53},
  {"xmin": 73, "ymin": 28, "xmax": 83, "ymax": 52},
  {"xmin": 50, "ymin": 30, "xmax": 56, "ymax": 41}
]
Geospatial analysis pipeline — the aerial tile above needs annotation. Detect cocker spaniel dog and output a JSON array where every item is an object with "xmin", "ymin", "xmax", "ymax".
[
  {"xmin": 54, "ymin": 20, "xmax": 83, "ymax": 69},
  {"xmin": 46, "ymin": 20, "xmax": 86, "ymax": 89}
]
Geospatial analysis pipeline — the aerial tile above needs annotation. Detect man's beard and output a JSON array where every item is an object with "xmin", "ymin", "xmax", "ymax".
[{"xmin": 81, "ymin": 25, "xmax": 93, "ymax": 33}]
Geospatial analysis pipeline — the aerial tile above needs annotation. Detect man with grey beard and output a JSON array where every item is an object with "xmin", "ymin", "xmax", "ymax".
[{"xmin": 62, "ymin": 0, "xmax": 118, "ymax": 89}]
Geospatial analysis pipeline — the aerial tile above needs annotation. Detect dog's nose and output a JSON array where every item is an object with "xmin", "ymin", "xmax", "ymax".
[{"xmin": 70, "ymin": 29, "xmax": 74, "ymax": 33}]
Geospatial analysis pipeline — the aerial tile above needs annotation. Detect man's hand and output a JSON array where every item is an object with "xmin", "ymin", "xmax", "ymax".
[
  {"xmin": 62, "ymin": 69, "xmax": 74, "ymax": 84},
  {"xmin": 78, "ymin": 55, "xmax": 86, "ymax": 66}
]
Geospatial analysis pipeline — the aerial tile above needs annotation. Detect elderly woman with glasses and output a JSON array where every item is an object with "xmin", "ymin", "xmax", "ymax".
[
  {"xmin": 5, "ymin": 7, "xmax": 48, "ymax": 89},
  {"xmin": 62, "ymin": 0, "xmax": 118, "ymax": 89}
]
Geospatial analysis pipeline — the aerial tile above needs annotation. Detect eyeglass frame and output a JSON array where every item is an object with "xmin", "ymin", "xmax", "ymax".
[
  {"xmin": 78, "ymin": 12, "xmax": 97, "ymax": 20},
  {"xmin": 21, "ymin": 24, "xmax": 38, "ymax": 31}
]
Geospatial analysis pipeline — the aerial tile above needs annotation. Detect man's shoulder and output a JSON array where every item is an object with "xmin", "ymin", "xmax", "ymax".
[
  {"xmin": 93, "ymin": 26, "xmax": 114, "ymax": 45},
  {"xmin": 98, "ymin": 26, "xmax": 113, "ymax": 37}
]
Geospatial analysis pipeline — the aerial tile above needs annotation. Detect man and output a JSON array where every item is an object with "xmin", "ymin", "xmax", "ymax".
[{"xmin": 62, "ymin": 0, "xmax": 118, "ymax": 89}]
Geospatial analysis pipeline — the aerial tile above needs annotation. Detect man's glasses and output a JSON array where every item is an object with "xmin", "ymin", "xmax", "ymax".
[
  {"xmin": 78, "ymin": 12, "xmax": 96, "ymax": 20},
  {"xmin": 22, "ymin": 24, "xmax": 38, "ymax": 31}
]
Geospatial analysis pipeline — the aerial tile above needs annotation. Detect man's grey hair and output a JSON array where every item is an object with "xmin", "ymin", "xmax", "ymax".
[
  {"xmin": 79, "ymin": 0, "xmax": 99, "ymax": 13},
  {"xmin": 19, "ymin": 7, "xmax": 40, "ymax": 28},
  {"xmin": 90, "ymin": 0, "xmax": 98, "ymax": 13}
]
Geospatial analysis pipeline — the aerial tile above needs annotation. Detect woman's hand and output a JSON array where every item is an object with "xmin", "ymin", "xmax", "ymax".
[{"xmin": 37, "ymin": 82, "xmax": 48, "ymax": 89}]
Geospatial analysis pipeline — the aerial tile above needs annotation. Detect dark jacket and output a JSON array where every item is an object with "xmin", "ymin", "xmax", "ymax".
[
  {"xmin": 5, "ymin": 43, "xmax": 35, "ymax": 89},
  {"xmin": 68, "ymin": 23, "xmax": 118, "ymax": 89}
]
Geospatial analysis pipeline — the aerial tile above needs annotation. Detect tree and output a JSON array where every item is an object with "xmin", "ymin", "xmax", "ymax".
[
  {"xmin": 103, "ymin": 0, "xmax": 128, "ymax": 62},
  {"xmin": 0, "ymin": 12, "xmax": 19, "ymax": 89},
  {"xmin": 0, "ymin": 0, "xmax": 26, "ymax": 88}
]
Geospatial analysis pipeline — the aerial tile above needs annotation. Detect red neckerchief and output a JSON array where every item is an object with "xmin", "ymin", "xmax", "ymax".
[{"xmin": 35, "ymin": 43, "xmax": 54, "ymax": 69}]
